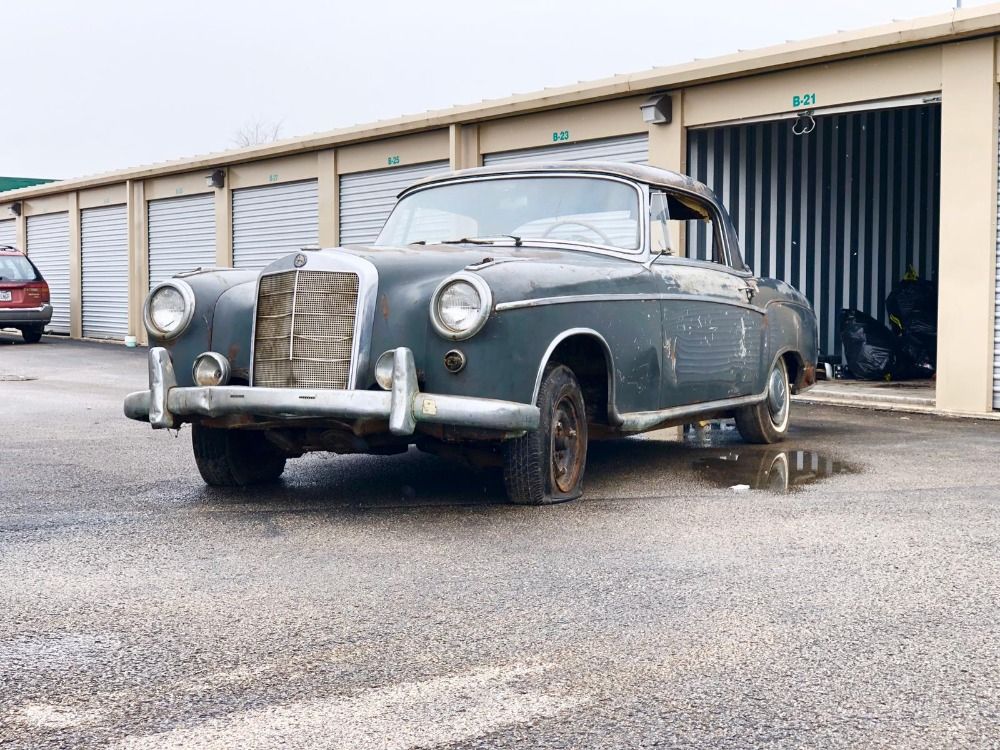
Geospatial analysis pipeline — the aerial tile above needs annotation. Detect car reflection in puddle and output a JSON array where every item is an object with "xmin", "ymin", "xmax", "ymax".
[{"xmin": 691, "ymin": 449, "xmax": 857, "ymax": 493}]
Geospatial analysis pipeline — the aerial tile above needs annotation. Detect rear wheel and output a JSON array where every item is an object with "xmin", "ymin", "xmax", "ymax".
[
  {"xmin": 735, "ymin": 357, "xmax": 791, "ymax": 444},
  {"xmin": 20, "ymin": 326, "xmax": 43, "ymax": 344},
  {"xmin": 192, "ymin": 424, "xmax": 286, "ymax": 487},
  {"xmin": 503, "ymin": 365, "xmax": 588, "ymax": 505}
]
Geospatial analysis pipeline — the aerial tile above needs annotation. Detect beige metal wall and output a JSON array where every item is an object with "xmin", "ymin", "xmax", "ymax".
[{"xmin": 2, "ymin": 32, "xmax": 998, "ymax": 414}]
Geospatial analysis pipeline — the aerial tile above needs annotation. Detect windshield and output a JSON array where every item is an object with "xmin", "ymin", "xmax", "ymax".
[
  {"xmin": 0, "ymin": 255, "xmax": 39, "ymax": 282},
  {"xmin": 375, "ymin": 176, "xmax": 642, "ymax": 252}
]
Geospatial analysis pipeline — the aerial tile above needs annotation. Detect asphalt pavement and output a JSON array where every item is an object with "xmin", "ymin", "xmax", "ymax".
[{"xmin": 2, "ymin": 333, "xmax": 999, "ymax": 749}]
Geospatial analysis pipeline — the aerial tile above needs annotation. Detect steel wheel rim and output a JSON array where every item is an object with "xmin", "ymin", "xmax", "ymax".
[
  {"xmin": 551, "ymin": 393, "xmax": 584, "ymax": 494},
  {"xmin": 767, "ymin": 365, "xmax": 789, "ymax": 429}
]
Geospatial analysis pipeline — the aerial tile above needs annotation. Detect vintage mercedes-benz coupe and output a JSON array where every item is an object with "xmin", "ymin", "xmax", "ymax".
[{"xmin": 125, "ymin": 163, "xmax": 818, "ymax": 504}]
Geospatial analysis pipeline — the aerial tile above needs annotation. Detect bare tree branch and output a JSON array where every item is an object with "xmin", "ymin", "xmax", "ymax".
[{"xmin": 231, "ymin": 118, "xmax": 285, "ymax": 148}]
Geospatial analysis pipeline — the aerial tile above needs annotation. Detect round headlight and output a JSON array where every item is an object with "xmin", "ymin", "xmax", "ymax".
[
  {"xmin": 144, "ymin": 281, "xmax": 195, "ymax": 340},
  {"xmin": 430, "ymin": 273, "xmax": 492, "ymax": 340},
  {"xmin": 374, "ymin": 349, "xmax": 396, "ymax": 390},
  {"xmin": 192, "ymin": 352, "xmax": 231, "ymax": 387}
]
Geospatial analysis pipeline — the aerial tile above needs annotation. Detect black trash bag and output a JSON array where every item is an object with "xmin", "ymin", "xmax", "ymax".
[
  {"xmin": 840, "ymin": 309, "xmax": 895, "ymax": 381},
  {"xmin": 886, "ymin": 276, "xmax": 937, "ymax": 336},
  {"xmin": 892, "ymin": 331, "xmax": 936, "ymax": 380}
]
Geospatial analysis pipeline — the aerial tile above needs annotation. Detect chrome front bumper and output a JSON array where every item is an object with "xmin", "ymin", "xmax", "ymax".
[
  {"xmin": 123, "ymin": 346, "xmax": 540, "ymax": 436},
  {"xmin": 0, "ymin": 304, "xmax": 53, "ymax": 325}
]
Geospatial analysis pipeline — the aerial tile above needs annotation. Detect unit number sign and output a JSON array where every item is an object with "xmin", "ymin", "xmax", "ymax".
[{"xmin": 792, "ymin": 93, "xmax": 817, "ymax": 108}]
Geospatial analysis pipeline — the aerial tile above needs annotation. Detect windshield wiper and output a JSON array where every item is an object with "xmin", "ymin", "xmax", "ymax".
[{"xmin": 440, "ymin": 235, "xmax": 523, "ymax": 247}]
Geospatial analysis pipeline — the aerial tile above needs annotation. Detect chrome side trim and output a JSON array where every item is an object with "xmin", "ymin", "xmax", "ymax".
[
  {"xmin": 617, "ymin": 389, "xmax": 767, "ymax": 433},
  {"xmin": 496, "ymin": 293, "xmax": 766, "ymax": 315}
]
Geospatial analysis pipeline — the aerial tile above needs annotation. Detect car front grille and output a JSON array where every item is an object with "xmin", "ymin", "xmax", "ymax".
[{"xmin": 252, "ymin": 270, "xmax": 360, "ymax": 389}]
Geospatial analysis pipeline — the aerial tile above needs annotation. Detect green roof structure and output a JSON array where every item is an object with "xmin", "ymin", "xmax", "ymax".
[{"xmin": 0, "ymin": 176, "xmax": 56, "ymax": 193}]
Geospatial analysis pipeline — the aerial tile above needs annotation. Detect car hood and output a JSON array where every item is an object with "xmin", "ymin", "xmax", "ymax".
[{"xmin": 325, "ymin": 242, "xmax": 654, "ymax": 301}]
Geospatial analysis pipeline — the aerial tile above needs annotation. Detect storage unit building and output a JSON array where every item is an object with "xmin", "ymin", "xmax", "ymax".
[
  {"xmin": 232, "ymin": 180, "xmax": 318, "ymax": 270},
  {"xmin": 0, "ymin": 7, "xmax": 997, "ymax": 414},
  {"xmin": 25, "ymin": 212, "xmax": 71, "ymax": 334},
  {"xmin": 339, "ymin": 161, "xmax": 450, "ymax": 245},
  {"xmin": 686, "ymin": 103, "xmax": 941, "ymax": 361},
  {"xmin": 483, "ymin": 133, "xmax": 649, "ymax": 166},
  {"xmin": 0, "ymin": 218, "xmax": 15, "ymax": 247},
  {"xmin": 148, "ymin": 193, "xmax": 216, "ymax": 288},
  {"xmin": 81, "ymin": 204, "xmax": 129, "ymax": 339}
]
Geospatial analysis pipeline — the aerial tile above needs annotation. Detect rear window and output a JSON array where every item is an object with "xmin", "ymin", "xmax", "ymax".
[{"xmin": 0, "ymin": 255, "xmax": 40, "ymax": 282}]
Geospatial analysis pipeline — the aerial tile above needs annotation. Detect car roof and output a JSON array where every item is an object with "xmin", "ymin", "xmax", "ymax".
[{"xmin": 400, "ymin": 160, "xmax": 721, "ymax": 203}]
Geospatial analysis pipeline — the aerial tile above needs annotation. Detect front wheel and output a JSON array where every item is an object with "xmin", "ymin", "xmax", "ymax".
[
  {"xmin": 503, "ymin": 365, "xmax": 588, "ymax": 505},
  {"xmin": 191, "ymin": 424, "xmax": 287, "ymax": 487},
  {"xmin": 734, "ymin": 357, "xmax": 791, "ymax": 444}
]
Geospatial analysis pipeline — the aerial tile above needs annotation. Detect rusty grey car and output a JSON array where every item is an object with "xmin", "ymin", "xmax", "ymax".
[{"xmin": 124, "ymin": 163, "xmax": 818, "ymax": 504}]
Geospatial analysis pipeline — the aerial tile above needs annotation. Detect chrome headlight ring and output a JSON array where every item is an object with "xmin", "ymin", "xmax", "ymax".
[
  {"xmin": 429, "ymin": 272, "xmax": 493, "ymax": 341},
  {"xmin": 143, "ymin": 279, "xmax": 196, "ymax": 340}
]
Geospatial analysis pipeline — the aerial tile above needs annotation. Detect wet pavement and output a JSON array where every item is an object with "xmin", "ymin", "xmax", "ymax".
[{"xmin": 2, "ymin": 333, "xmax": 1000, "ymax": 748}]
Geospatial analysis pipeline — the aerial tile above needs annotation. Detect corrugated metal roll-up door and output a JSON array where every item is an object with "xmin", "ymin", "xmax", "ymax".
[
  {"xmin": 483, "ymin": 133, "xmax": 649, "ymax": 166},
  {"xmin": 994, "ymin": 99, "xmax": 1000, "ymax": 409},
  {"xmin": 687, "ymin": 104, "xmax": 941, "ymax": 361},
  {"xmin": 81, "ymin": 204, "xmax": 129, "ymax": 339},
  {"xmin": 148, "ymin": 193, "xmax": 216, "ymax": 289},
  {"xmin": 26, "ymin": 213, "xmax": 71, "ymax": 334},
  {"xmin": 339, "ymin": 161, "xmax": 450, "ymax": 245},
  {"xmin": 232, "ymin": 180, "xmax": 318, "ymax": 270},
  {"xmin": 0, "ymin": 218, "xmax": 15, "ymax": 247}
]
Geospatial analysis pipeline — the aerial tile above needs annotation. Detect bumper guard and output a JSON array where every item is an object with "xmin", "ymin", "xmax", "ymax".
[{"xmin": 124, "ymin": 347, "xmax": 539, "ymax": 437}]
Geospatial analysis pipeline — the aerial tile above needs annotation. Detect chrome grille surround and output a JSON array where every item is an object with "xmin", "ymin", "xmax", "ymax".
[{"xmin": 251, "ymin": 268, "xmax": 363, "ymax": 390}]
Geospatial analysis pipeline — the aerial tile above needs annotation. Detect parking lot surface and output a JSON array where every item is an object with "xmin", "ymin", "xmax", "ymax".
[{"xmin": 2, "ymin": 333, "xmax": 999, "ymax": 749}]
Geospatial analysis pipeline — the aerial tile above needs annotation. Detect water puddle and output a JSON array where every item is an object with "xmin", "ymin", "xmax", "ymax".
[{"xmin": 691, "ymin": 449, "xmax": 856, "ymax": 493}]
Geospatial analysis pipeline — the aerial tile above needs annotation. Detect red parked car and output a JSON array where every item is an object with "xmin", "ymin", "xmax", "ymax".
[{"xmin": 0, "ymin": 245, "xmax": 52, "ymax": 343}]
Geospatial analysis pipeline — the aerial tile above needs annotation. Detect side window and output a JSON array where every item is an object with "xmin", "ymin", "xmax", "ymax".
[{"xmin": 657, "ymin": 191, "xmax": 727, "ymax": 266}]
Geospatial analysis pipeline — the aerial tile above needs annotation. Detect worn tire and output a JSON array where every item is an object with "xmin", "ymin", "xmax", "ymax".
[
  {"xmin": 735, "ymin": 357, "xmax": 791, "ymax": 445},
  {"xmin": 20, "ymin": 326, "xmax": 43, "ymax": 344},
  {"xmin": 192, "ymin": 424, "xmax": 287, "ymax": 487},
  {"xmin": 503, "ymin": 365, "xmax": 588, "ymax": 505}
]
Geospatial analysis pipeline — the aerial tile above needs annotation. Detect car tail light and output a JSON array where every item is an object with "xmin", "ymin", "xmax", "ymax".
[{"xmin": 25, "ymin": 282, "xmax": 49, "ymax": 303}]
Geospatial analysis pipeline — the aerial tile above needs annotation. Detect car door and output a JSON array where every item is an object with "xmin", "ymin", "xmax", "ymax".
[{"xmin": 648, "ymin": 190, "xmax": 765, "ymax": 408}]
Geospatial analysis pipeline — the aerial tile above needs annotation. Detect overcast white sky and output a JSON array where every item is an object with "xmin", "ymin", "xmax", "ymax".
[{"xmin": 2, "ymin": 0, "xmax": 992, "ymax": 179}]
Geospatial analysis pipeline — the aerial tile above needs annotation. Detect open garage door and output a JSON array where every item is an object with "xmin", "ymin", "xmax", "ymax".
[
  {"xmin": 687, "ymin": 103, "xmax": 941, "ymax": 363},
  {"xmin": 81, "ymin": 204, "xmax": 129, "ymax": 339},
  {"xmin": 26, "ymin": 213, "xmax": 71, "ymax": 334},
  {"xmin": 148, "ymin": 193, "xmax": 216, "ymax": 288},
  {"xmin": 0, "ymin": 219, "xmax": 14, "ymax": 247},
  {"xmin": 483, "ymin": 133, "xmax": 648, "ymax": 166},
  {"xmin": 339, "ymin": 161, "xmax": 450, "ymax": 245},
  {"xmin": 232, "ymin": 180, "xmax": 318, "ymax": 270}
]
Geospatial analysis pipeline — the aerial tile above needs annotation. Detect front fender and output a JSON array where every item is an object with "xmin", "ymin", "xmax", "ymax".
[{"xmin": 149, "ymin": 269, "xmax": 257, "ymax": 387}]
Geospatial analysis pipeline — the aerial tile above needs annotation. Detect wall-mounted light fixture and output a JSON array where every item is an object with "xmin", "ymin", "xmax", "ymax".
[
  {"xmin": 205, "ymin": 169, "xmax": 225, "ymax": 189},
  {"xmin": 10, "ymin": 202, "xmax": 21, "ymax": 217},
  {"xmin": 640, "ymin": 93, "xmax": 672, "ymax": 125}
]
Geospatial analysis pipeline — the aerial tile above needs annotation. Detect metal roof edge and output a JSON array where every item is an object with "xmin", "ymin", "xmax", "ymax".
[{"xmin": 3, "ymin": 4, "xmax": 999, "ymax": 203}]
